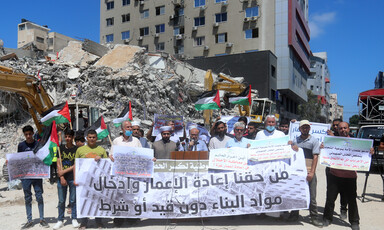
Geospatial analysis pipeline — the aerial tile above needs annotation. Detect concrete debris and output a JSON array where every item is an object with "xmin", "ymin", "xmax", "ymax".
[
  {"xmin": 94, "ymin": 45, "xmax": 144, "ymax": 70},
  {"xmin": 0, "ymin": 53, "xmax": 18, "ymax": 61},
  {"xmin": 0, "ymin": 41, "xmax": 239, "ymax": 158},
  {"xmin": 82, "ymin": 39, "xmax": 110, "ymax": 57},
  {"xmin": 57, "ymin": 41, "xmax": 99, "ymax": 66}
]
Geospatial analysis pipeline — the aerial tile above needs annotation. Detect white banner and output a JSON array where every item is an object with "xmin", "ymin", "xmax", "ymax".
[
  {"xmin": 6, "ymin": 151, "xmax": 50, "ymax": 180},
  {"xmin": 320, "ymin": 136, "xmax": 373, "ymax": 171},
  {"xmin": 76, "ymin": 149, "xmax": 309, "ymax": 219},
  {"xmin": 209, "ymin": 147, "xmax": 249, "ymax": 171},
  {"xmin": 288, "ymin": 121, "xmax": 330, "ymax": 143}
]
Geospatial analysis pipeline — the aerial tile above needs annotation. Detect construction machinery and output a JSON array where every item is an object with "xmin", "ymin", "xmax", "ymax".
[
  {"xmin": 0, "ymin": 65, "xmax": 98, "ymax": 133},
  {"xmin": 204, "ymin": 69, "xmax": 278, "ymax": 124}
]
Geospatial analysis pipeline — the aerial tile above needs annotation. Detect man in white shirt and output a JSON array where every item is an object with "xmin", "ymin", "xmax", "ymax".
[{"xmin": 255, "ymin": 115, "xmax": 286, "ymax": 140}]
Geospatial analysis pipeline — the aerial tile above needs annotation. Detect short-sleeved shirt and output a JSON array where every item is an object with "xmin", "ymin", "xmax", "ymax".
[
  {"xmin": 17, "ymin": 140, "xmax": 38, "ymax": 152},
  {"xmin": 293, "ymin": 135, "xmax": 320, "ymax": 172},
  {"xmin": 225, "ymin": 137, "xmax": 250, "ymax": 148},
  {"xmin": 59, "ymin": 144, "xmax": 77, "ymax": 181},
  {"xmin": 75, "ymin": 145, "xmax": 108, "ymax": 159},
  {"xmin": 113, "ymin": 136, "xmax": 142, "ymax": 147},
  {"xmin": 208, "ymin": 135, "xmax": 232, "ymax": 150},
  {"xmin": 255, "ymin": 129, "xmax": 286, "ymax": 140}
]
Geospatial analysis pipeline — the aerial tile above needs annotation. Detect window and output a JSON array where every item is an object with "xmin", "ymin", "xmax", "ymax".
[
  {"xmin": 121, "ymin": 31, "xmax": 130, "ymax": 40},
  {"xmin": 156, "ymin": 6, "xmax": 165, "ymax": 15},
  {"xmin": 245, "ymin": 49, "xmax": 259, "ymax": 53},
  {"xmin": 194, "ymin": 36, "xmax": 205, "ymax": 46},
  {"xmin": 142, "ymin": 45, "xmax": 148, "ymax": 51},
  {"xmin": 310, "ymin": 85, "xmax": 314, "ymax": 90},
  {"xmin": 215, "ymin": 12, "xmax": 227, "ymax": 23},
  {"xmin": 106, "ymin": 1, "xmax": 114, "ymax": 10},
  {"xmin": 245, "ymin": 28, "xmax": 259, "ymax": 39},
  {"xmin": 194, "ymin": 17, "xmax": 205, "ymax": 26},
  {"xmin": 194, "ymin": 0, "xmax": 205, "ymax": 7},
  {"xmin": 178, "ymin": 8, "xmax": 184, "ymax": 16},
  {"xmin": 215, "ymin": 53, "xmax": 228, "ymax": 56},
  {"xmin": 215, "ymin": 33, "xmax": 227, "ymax": 43},
  {"xmin": 178, "ymin": 45, "xmax": 184, "ymax": 54},
  {"xmin": 106, "ymin": 17, "xmax": 114, "ymax": 27},
  {"xmin": 141, "ymin": 9, "xmax": 149, "ymax": 19},
  {"xmin": 215, "ymin": 0, "xmax": 226, "ymax": 3},
  {"xmin": 106, "ymin": 34, "xmax": 114, "ymax": 43},
  {"xmin": 245, "ymin": 6, "xmax": 259, "ymax": 17},
  {"xmin": 122, "ymin": 0, "xmax": 130, "ymax": 6},
  {"xmin": 122, "ymin": 14, "xmax": 130, "ymax": 23},
  {"xmin": 140, "ymin": 27, "xmax": 149, "ymax": 36},
  {"xmin": 174, "ymin": 27, "xmax": 185, "ymax": 35},
  {"xmin": 155, "ymin": 24, "xmax": 165, "ymax": 33},
  {"xmin": 156, "ymin": 42, "xmax": 165, "ymax": 51},
  {"xmin": 19, "ymin": 24, "xmax": 25, "ymax": 31},
  {"xmin": 36, "ymin": 36, "xmax": 44, "ymax": 43}
]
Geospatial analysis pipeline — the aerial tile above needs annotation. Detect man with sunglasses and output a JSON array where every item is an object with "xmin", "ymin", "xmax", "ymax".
[{"xmin": 225, "ymin": 122, "xmax": 251, "ymax": 148}]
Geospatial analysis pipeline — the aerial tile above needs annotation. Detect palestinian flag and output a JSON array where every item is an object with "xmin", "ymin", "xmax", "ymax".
[
  {"xmin": 41, "ymin": 101, "xmax": 71, "ymax": 126},
  {"xmin": 33, "ymin": 121, "xmax": 59, "ymax": 165},
  {"xmin": 113, "ymin": 101, "xmax": 133, "ymax": 127},
  {"xmin": 85, "ymin": 116, "xmax": 109, "ymax": 140},
  {"xmin": 229, "ymin": 85, "xmax": 252, "ymax": 106},
  {"xmin": 195, "ymin": 90, "xmax": 221, "ymax": 111}
]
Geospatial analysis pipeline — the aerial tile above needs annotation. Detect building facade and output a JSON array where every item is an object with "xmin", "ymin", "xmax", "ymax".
[
  {"xmin": 329, "ymin": 93, "xmax": 343, "ymax": 122},
  {"xmin": 17, "ymin": 19, "xmax": 77, "ymax": 53},
  {"xmin": 374, "ymin": 71, "xmax": 384, "ymax": 89},
  {"xmin": 308, "ymin": 52, "xmax": 330, "ymax": 121},
  {"xmin": 100, "ymin": 0, "xmax": 311, "ymax": 119}
]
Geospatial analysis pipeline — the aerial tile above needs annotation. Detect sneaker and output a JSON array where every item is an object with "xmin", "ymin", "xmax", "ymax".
[
  {"xmin": 39, "ymin": 219, "xmax": 49, "ymax": 228},
  {"xmin": 351, "ymin": 223, "xmax": 360, "ymax": 230},
  {"xmin": 310, "ymin": 217, "xmax": 324, "ymax": 228},
  {"xmin": 53, "ymin": 221, "xmax": 64, "ymax": 230},
  {"xmin": 72, "ymin": 219, "xmax": 80, "ymax": 228},
  {"xmin": 21, "ymin": 221, "xmax": 34, "ymax": 229},
  {"xmin": 340, "ymin": 210, "xmax": 347, "ymax": 220}
]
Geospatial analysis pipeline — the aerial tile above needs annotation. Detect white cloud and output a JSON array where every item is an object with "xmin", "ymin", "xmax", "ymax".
[{"xmin": 309, "ymin": 12, "xmax": 336, "ymax": 38}]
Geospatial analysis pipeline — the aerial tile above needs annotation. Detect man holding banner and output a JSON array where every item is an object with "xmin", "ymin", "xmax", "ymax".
[
  {"xmin": 323, "ymin": 122, "xmax": 373, "ymax": 230},
  {"xmin": 289, "ymin": 120, "xmax": 323, "ymax": 227}
]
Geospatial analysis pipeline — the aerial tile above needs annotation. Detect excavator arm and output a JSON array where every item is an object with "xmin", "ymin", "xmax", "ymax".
[{"xmin": 0, "ymin": 65, "xmax": 54, "ymax": 133}]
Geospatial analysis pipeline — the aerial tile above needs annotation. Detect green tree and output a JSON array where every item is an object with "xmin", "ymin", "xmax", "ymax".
[
  {"xmin": 349, "ymin": 114, "xmax": 359, "ymax": 126},
  {"xmin": 298, "ymin": 91, "xmax": 322, "ymax": 122}
]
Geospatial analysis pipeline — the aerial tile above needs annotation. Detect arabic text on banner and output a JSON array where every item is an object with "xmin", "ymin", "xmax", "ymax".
[
  {"xmin": 6, "ymin": 151, "xmax": 50, "ymax": 180},
  {"xmin": 152, "ymin": 114, "xmax": 184, "ymax": 136},
  {"xmin": 319, "ymin": 136, "xmax": 373, "ymax": 171},
  {"xmin": 209, "ymin": 147, "xmax": 249, "ymax": 171},
  {"xmin": 288, "ymin": 121, "xmax": 330, "ymax": 143},
  {"xmin": 75, "ymin": 149, "xmax": 309, "ymax": 219},
  {"xmin": 111, "ymin": 146, "xmax": 154, "ymax": 178}
]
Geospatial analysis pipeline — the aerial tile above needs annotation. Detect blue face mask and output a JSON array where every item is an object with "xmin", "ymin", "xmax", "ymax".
[
  {"xmin": 125, "ymin": 130, "xmax": 133, "ymax": 137},
  {"xmin": 266, "ymin": 126, "xmax": 275, "ymax": 132}
]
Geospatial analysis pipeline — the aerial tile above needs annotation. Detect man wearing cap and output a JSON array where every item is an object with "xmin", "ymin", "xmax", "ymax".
[
  {"xmin": 288, "ymin": 120, "xmax": 323, "ymax": 227},
  {"xmin": 179, "ymin": 128, "xmax": 208, "ymax": 151},
  {"xmin": 208, "ymin": 121, "xmax": 232, "ymax": 150},
  {"xmin": 255, "ymin": 115, "xmax": 286, "ymax": 140},
  {"xmin": 132, "ymin": 121, "xmax": 150, "ymax": 148},
  {"xmin": 152, "ymin": 126, "xmax": 178, "ymax": 159}
]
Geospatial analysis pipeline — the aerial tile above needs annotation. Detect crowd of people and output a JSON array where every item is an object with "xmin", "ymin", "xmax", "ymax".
[{"xmin": 15, "ymin": 116, "xmax": 373, "ymax": 230}]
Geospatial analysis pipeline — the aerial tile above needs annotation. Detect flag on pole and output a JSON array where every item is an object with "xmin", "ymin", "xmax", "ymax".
[
  {"xmin": 113, "ymin": 101, "xmax": 133, "ymax": 127},
  {"xmin": 85, "ymin": 116, "xmax": 110, "ymax": 140},
  {"xmin": 195, "ymin": 90, "xmax": 221, "ymax": 111},
  {"xmin": 33, "ymin": 121, "xmax": 59, "ymax": 165},
  {"xmin": 40, "ymin": 101, "xmax": 71, "ymax": 126},
  {"xmin": 228, "ymin": 85, "xmax": 252, "ymax": 106}
]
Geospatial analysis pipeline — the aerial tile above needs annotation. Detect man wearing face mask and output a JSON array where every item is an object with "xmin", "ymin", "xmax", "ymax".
[
  {"xmin": 179, "ymin": 127, "xmax": 208, "ymax": 151},
  {"xmin": 255, "ymin": 115, "xmax": 286, "ymax": 140},
  {"xmin": 110, "ymin": 121, "xmax": 142, "ymax": 161}
]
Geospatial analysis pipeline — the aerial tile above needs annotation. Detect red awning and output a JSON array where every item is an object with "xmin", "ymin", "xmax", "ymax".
[
  {"xmin": 325, "ymin": 77, "xmax": 330, "ymax": 83},
  {"xmin": 359, "ymin": 88, "xmax": 384, "ymax": 100},
  {"xmin": 317, "ymin": 95, "xmax": 327, "ymax": 105}
]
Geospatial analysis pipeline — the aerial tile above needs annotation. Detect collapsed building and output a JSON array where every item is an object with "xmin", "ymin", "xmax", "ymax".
[{"xmin": 0, "ymin": 40, "xmax": 241, "ymax": 158}]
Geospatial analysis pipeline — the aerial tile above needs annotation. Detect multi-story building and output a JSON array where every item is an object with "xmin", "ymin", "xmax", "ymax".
[
  {"xmin": 308, "ymin": 52, "xmax": 330, "ymax": 121},
  {"xmin": 329, "ymin": 93, "xmax": 343, "ymax": 122},
  {"xmin": 17, "ymin": 19, "xmax": 77, "ymax": 53},
  {"xmin": 100, "ymin": 0, "xmax": 311, "ymax": 119},
  {"xmin": 374, "ymin": 71, "xmax": 384, "ymax": 89}
]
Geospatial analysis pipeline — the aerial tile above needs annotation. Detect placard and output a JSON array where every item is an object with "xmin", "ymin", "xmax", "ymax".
[
  {"xmin": 288, "ymin": 121, "xmax": 330, "ymax": 143},
  {"xmin": 6, "ymin": 151, "xmax": 50, "ymax": 180}
]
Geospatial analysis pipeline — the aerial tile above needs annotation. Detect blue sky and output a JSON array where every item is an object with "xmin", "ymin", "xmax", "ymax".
[{"xmin": 0, "ymin": 0, "xmax": 382, "ymax": 122}]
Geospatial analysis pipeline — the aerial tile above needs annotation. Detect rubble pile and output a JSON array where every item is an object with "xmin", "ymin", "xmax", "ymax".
[{"xmin": 0, "ymin": 42, "xmax": 229, "ymax": 156}]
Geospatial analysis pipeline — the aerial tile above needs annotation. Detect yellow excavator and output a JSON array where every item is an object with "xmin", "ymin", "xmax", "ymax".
[
  {"xmin": 0, "ymin": 65, "xmax": 99, "ymax": 133},
  {"xmin": 204, "ymin": 69, "xmax": 278, "ymax": 125}
]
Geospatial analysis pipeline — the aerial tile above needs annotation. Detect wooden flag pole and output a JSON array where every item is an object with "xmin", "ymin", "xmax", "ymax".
[{"xmin": 108, "ymin": 134, "xmax": 113, "ymax": 146}]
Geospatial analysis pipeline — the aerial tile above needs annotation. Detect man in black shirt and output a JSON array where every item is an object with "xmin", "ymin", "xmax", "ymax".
[{"xmin": 53, "ymin": 130, "xmax": 80, "ymax": 229}]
